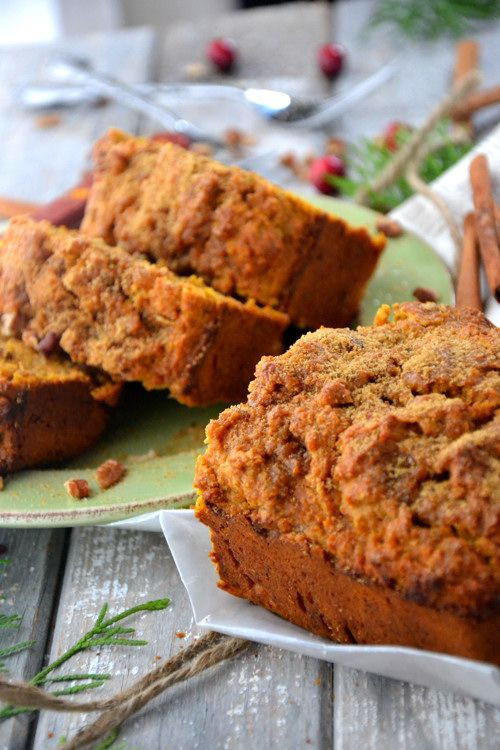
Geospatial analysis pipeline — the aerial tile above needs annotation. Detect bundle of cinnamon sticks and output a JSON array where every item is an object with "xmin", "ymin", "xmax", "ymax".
[
  {"xmin": 451, "ymin": 40, "xmax": 499, "ymax": 312},
  {"xmin": 456, "ymin": 153, "xmax": 500, "ymax": 310}
]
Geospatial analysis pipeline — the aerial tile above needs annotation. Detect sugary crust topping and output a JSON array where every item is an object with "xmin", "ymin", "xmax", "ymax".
[{"xmin": 196, "ymin": 303, "xmax": 500, "ymax": 616}]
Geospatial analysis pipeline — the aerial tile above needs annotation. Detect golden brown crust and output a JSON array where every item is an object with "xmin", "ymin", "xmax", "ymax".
[
  {"xmin": 0, "ymin": 217, "xmax": 288, "ymax": 406},
  {"xmin": 195, "ymin": 304, "xmax": 500, "ymax": 629},
  {"xmin": 0, "ymin": 337, "xmax": 113, "ymax": 473},
  {"xmin": 82, "ymin": 129, "xmax": 385, "ymax": 329},
  {"xmin": 200, "ymin": 503, "xmax": 500, "ymax": 664}
]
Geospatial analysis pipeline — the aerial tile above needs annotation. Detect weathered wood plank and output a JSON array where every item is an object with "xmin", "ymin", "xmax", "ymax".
[
  {"xmin": 334, "ymin": 669, "xmax": 500, "ymax": 750},
  {"xmin": 0, "ymin": 26, "xmax": 155, "ymax": 203},
  {"xmin": 0, "ymin": 529, "xmax": 67, "ymax": 750},
  {"xmin": 33, "ymin": 528, "xmax": 332, "ymax": 749}
]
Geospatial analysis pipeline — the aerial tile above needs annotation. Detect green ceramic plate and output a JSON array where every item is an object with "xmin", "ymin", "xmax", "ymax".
[{"xmin": 0, "ymin": 196, "xmax": 452, "ymax": 527}]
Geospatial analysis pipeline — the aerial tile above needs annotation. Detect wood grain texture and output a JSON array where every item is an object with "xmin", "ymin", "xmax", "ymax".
[
  {"xmin": 334, "ymin": 668, "xmax": 500, "ymax": 750},
  {"xmin": 0, "ymin": 26, "xmax": 154, "ymax": 204},
  {"xmin": 32, "ymin": 528, "xmax": 332, "ymax": 749},
  {"xmin": 0, "ymin": 529, "xmax": 66, "ymax": 750}
]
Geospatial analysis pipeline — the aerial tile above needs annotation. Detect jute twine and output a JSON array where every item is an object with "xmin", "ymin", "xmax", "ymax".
[
  {"xmin": 0, "ymin": 631, "xmax": 250, "ymax": 749},
  {"xmin": 354, "ymin": 70, "xmax": 481, "ymax": 280}
]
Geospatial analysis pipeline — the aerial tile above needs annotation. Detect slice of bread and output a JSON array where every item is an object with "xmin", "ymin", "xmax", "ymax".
[
  {"xmin": 0, "ymin": 217, "xmax": 288, "ymax": 407},
  {"xmin": 82, "ymin": 129, "xmax": 385, "ymax": 329},
  {"xmin": 0, "ymin": 336, "xmax": 119, "ymax": 473}
]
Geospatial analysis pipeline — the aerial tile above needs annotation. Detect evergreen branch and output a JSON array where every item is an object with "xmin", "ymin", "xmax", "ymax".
[
  {"xmin": 0, "ymin": 641, "xmax": 35, "ymax": 659},
  {"xmin": 369, "ymin": 0, "xmax": 500, "ymax": 40},
  {"xmin": 0, "ymin": 614, "xmax": 22, "ymax": 630},
  {"xmin": 52, "ymin": 680, "xmax": 110, "ymax": 696},
  {"xmin": 329, "ymin": 120, "xmax": 470, "ymax": 212},
  {"xmin": 46, "ymin": 673, "xmax": 112, "ymax": 683},
  {"xmin": 94, "ymin": 727, "xmax": 126, "ymax": 750},
  {"xmin": 0, "ymin": 597, "xmax": 170, "ymax": 721}
]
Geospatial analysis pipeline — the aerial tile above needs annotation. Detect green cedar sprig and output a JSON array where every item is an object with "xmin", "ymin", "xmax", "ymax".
[
  {"xmin": 0, "ymin": 598, "xmax": 170, "ymax": 720},
  {"xmin": 0, "ymin": 558, "xmax": 35, "ymax": 672},
  {"xmin": 328, "ymin": 120, "xmax": 470, "ymax": 212},
  {"xmin": 369, "ymin": 0, "xmax": 500, "ymax": 40}
]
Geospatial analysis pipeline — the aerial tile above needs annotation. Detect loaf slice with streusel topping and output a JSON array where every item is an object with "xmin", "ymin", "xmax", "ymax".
[
  {"xmin": 82, "ymin": 129, "xmax": 385, "ymax": 329},
  {"xmin": 195, "ymin": 303, "xmax": 500, "ymax": 663},
  {"xmin": 0, "ymin": 217, "xmax": 288, "ymax": 407}
]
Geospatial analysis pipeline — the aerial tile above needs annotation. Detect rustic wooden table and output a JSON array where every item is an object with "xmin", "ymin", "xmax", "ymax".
[{"xmin": 0, "ymin": 2, "xmax": 499, "ymax": 748}]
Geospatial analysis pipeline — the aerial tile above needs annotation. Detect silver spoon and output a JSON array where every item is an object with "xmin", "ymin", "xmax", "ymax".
[
  {"xmin": 25, "ymin": 55, "xmax": 397, "ymax": 130},
  {"xmin": 47, "ymin": 55, "xmax": 224, "ymax": 148}
]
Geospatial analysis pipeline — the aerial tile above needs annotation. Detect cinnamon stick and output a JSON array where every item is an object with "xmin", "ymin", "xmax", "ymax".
[
  {"xmin": 452, "ymin": 85, "xmax": 500, "ymax": 120},
  {"xmin": 469, "ymin": 154, "xmax": 500, "ymax": 301},
  {"xmin": 452, "ymin": 40, "xmax": 479, "ymax": 138},
  {"xmin": 456, "ymin": 213, "xmax": 482, "ymax": 310}
]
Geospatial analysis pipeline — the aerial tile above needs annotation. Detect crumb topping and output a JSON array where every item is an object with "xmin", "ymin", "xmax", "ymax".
[{"xmin": 196, "ymin": 303, "xmax": 500, "ymax": 617}]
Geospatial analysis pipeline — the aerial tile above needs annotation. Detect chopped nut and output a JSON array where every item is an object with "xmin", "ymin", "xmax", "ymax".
[
  {"xmin": 223, "ymin": 128, "xmax": 256, "ymax": 149},
  {"xmin": 64, "ymin": 479, "xmax": 90, "ymax": 500},
  {"xmin": 280, "ymin": 152, "xmax": 297, "ymax": 170},
  {"xmin": 35, "ymin": 114, "xmax": 61, "ymax": 129},
  {"xmin": 96, "ymin": 459, "xmax": 126, "ymax": 490},
  {"xmin": 36, "ymin": 332, "xmax": 61, "ymax": 356},
  {"xmin": 279, "ymin": 150, "xmax": 317, "ymax": 181},
  {"xmin": 183, "ymin": 62, "xmax": 208, "ymax": 80},
  {"xmin": 175, "ymin": 631, "xmax": 186, "ymax": 638},
  {"xmin": 413, "ymin": 286, "xmax": 439, "ymax": 303},
  {"xmin": 375, "ymin": 217, "xmax": 403, "ymax": 237},
  {"xmin": 325, "ymin": 137, "xmax": 347, "ymax": 157}
]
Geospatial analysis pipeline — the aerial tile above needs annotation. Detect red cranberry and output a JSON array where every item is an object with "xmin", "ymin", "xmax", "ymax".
[
  {"xmin": 151, "ymin": 132, "xmax": 191, "ymax": 149},
  {"xmin": 206, "ymin": 38, "xmax": 237, "ymax": 73},
  {"xmin": 317, "ymin": 43, "xmax": 345, "ymax": 79},
  {"xmin": 308, "ymin": 155, "xmax": 346, "ymax": 195},
  {"xmin": 382, "ymin": 121, "xmax": 412, "ymax": 152}
]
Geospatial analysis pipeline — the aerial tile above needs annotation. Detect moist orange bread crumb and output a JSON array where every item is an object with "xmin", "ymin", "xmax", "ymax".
[
  {"xmin": 0, "ymin": 336, "xmax": 119, "ymax": 473},
  {"xmin": 0, "ymin": 216, "xmax": 288, "ymax": 406},
  {"xmin": 82, "ymin": 129, "xmax": 385, "ymax": 329}
]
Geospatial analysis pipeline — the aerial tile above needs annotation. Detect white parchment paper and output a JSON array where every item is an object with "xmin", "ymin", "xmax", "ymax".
[{"xmin": 160, "ymin": 510, "xmax": 500, "ymax": 706}]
